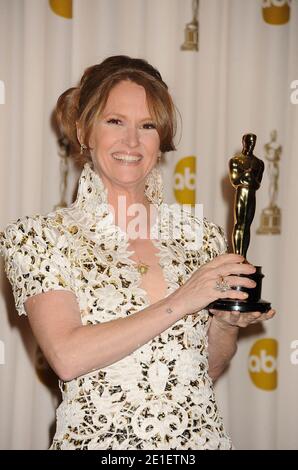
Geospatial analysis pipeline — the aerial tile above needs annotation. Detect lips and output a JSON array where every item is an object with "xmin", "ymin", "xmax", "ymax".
[{"xmin": 111, "ymin": 152, "xmax": 143, "ymax": 163}]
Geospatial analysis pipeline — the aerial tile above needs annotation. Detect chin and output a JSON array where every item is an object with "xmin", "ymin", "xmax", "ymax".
[
  {"xmin": 113, "ymin": 173, "xmax": 146, "ymax": 186},
  {"xmin": 110, "ymin": 164, "xmax": 149, "ymax": 181}
]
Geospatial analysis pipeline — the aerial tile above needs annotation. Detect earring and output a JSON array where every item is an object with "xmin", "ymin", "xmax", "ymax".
[
  {"xmin": 80, "ymin": 143, "xmax": 87, "ymax": 155},
  {"xmin": 157, "ymin": 151, "xmax": 162, "ymax": 162}
]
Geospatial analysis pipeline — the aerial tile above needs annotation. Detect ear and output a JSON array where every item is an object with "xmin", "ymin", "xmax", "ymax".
[{"xmin": 76, "ymin": 122, "xmax": 83, "ymax": 145}]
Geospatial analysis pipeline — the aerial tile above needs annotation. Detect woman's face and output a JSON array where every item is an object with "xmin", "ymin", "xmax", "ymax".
[{"xmin": 89, "ymin": 80, "xmax": 160, "ymax": 191}]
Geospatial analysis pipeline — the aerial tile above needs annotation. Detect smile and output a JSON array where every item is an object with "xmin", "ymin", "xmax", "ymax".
[{"xmin": 112, "ymin": 153, "xmax": 142, "ymax": 163}]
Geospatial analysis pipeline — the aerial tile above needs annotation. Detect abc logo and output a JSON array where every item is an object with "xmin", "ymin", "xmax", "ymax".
[
  {"xmin": 49, "ymin": 0, "xmax": 73, "ymax": 18},
  {"xmin": 174, "ymin": 156, "xmax": 196, "ymax": 205},
  {"xmin": 262, "ymin": 0, "xmax": 291, "ymax": 25},
  {"xmin": 248, "ymin": 338, "xmax": 278, "ymax": 391}
]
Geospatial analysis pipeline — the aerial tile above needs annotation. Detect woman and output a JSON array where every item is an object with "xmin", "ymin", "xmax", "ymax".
[{"xmin": 0, "ymin": 55, "xmax": 275, "ymax": 450}]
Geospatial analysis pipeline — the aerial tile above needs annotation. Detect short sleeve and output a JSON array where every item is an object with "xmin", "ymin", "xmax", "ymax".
[{"xmin": 0, "ymin": 216, "xmax": 75, "ymax": 316}]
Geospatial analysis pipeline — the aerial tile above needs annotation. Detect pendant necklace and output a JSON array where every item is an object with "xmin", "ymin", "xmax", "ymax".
[{"xmin": 136, "ymin": 260, "xmax": 150, "ymax": 275}]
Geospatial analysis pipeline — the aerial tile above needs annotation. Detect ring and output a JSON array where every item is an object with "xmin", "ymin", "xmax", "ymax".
[{"xmin": 215, "ymin": 275, "xmax": 230, "ymax": 292}]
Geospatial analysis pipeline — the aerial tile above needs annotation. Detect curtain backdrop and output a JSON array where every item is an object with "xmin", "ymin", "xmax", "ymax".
[{"xmin": 0, "ymin": 0, "xmax": 297, "ymax": 450}]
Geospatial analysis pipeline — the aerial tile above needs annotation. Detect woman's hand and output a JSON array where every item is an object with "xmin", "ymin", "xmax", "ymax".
[
  {"xmin": 171, "ymin": 253, "xmax": 259, "ymax": 317},
  {"xmin": 207, "ymin": 306, "xmax": 276, "ymax": 382},
  {"xmin": 209, "ymin": 308, "xmax": 276, "ymax": 329}
]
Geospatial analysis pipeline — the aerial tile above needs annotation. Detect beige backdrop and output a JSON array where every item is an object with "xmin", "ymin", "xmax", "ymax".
[{"xmin": 0, "ymin": 0, "xmax": 297, "ymax": 450}]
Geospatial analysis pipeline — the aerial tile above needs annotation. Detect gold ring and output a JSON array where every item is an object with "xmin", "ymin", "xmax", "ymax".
[{"xmin": 215, "ymin": 275, "xmax": 230, "ymax": 292}]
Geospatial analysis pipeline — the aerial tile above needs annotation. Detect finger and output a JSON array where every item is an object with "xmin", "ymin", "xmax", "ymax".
[
  {"xmin": 211, "ymin": 310, "xmax": 241, "ymax": 325},
  {"xmin": 227, "ymin": 312, "xmax": 241, "ymax": 325},
  {"xmin": 242, "ymin": 310, "xmax": 275, "ymax": 324},
  {"xmin": 237, "ymin": 312, "xmax": 264, "ymax": 327},
  {"xmin": 263, "ymin": 309, "xmax": 276, "ymax": 320},
  {"xmin": 229, "ymin": 312, "xmax": 258, "ymax": 324},
  {"xmin": 226, "ymin": 275, "xmax": 256, "ymax": 289},
  {"xmin": 248, "ymin": 309, "xmax": 275, "ymax": 319},
  {"xmin": 250, "ymin": 318, "xmax": 263, "ymax": 324},
  {"xmin": 217, "ymin": 310, "xmax": 254, "ymax": 327},
  {"xmin": 210, "ymin": 309, "xmax": 275, "ymax": 327},
  {"xmin": 219, "ymin": 263, "xmax": 256, "ymax": 277},
  {"xmin": 216, "ymin": 289, "xmax": 249, "ymax": 301},
  {"xmin": 208, "ymin": 253, "xmax": 245, "ymax": 268},
  {"xmin": 211, "ymin": 311, "xmax": 264, "ymax": 328},
  {"xmin": 248, "ymin": 312, "xmax": 262, "ymax": 322}
]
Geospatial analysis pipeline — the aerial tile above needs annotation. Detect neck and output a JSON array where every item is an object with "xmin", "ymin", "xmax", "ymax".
[{"xmin": 99, "ymin": 173, "xmax": 155, "ymax": 239}]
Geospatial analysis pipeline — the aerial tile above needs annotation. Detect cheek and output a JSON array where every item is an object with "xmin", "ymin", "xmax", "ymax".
[
  {"xmin": 143, "ymin": 133, "xmax": 160, "ymax": 153},
  {"xmin": 91, "ymin": 127, "xmax": 115, "ymax": 150}
]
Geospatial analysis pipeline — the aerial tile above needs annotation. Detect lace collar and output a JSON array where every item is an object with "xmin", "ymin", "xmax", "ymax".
[{"xmin": 75, "ymin": 163, "xmax": 163, "ymax": 224}]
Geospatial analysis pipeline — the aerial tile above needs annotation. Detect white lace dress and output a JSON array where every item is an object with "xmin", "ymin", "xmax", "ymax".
[{"xmin": 0, "ymin": 163, "xmax": 232, "ymax": 450}]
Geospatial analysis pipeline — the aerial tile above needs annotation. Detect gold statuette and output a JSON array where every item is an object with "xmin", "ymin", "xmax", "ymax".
[
  {"xmin": 257, "ymin": 130, "xmax": 281, "ymax": 235},
  {"xmin": 229, "ymin": 134, "xmax": 264, "ymax": 258},
  {"xmin": 181, "ymin": 0, "xmax": 199, "ymax": 51},
  {"xmin": 208, "ymin": 133, "xmax": 271, "ymax": 313}
]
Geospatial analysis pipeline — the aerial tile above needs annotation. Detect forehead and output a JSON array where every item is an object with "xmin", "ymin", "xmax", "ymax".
[{"xmin": 103, "ymin": 80, "xmax": 150, "ymax": 114}]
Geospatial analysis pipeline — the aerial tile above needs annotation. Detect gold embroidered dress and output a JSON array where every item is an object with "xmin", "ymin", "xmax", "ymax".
[{"xmin": 0, "ymin": 163, "xmax": 232, "ymax": 450}]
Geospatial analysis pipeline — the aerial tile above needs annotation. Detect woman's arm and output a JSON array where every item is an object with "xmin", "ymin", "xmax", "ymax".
[
  {"xmin": 25, "ymin": 253, "xmax": 266, "ymax": 382},
  {"xmin": 207, "ymin": 316, "xmax": 239, "ymax": 382},
  {"xmin": 25, "ymin": 290, "xmax": 183, "ymax": 382}
]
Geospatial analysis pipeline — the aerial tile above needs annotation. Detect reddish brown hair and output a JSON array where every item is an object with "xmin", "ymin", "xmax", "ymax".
[{"xmin": 55, "ymin": 55, "xmax": 177, "ymax": 163}]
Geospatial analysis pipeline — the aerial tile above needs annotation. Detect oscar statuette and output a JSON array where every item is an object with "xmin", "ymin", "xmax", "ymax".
[
  {"xmin": 257, "ymin": 130, "xmax": 282, "ymax": 234},
  {"xmin": 209, "ymin": 134, "xmax": 271, "ymax": 313}
]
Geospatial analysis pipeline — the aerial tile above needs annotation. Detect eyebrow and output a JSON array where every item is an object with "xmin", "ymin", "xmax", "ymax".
[{"xmin": 103, "ymin": 112, "xmax": 154, "ymax": 122}]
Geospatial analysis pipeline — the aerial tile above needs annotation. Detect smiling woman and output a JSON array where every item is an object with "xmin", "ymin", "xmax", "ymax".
[
  {"xmin": 88, "ymin": 80, "xmax": 161, "ymax": 191},
  {"xmin": 56, "ymin": 55, "xmax": 177, "ymax": 165},
  {"xmin": 0, "ymin": 55, "xmax": 275, "ymax": 450}
]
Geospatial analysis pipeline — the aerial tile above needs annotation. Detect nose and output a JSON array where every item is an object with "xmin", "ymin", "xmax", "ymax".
[{"xmin": 122, "ymin": 125, "xmax": 140, "ymax": 148}]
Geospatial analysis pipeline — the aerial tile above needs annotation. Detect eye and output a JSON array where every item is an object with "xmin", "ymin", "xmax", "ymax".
[
  {"xmin": 142, "ymin": 122, "xmax": 157, "ymax": 130},
  {"xmin": 106, "ymin": 118, "xmax": 122, "ymax": 125}
]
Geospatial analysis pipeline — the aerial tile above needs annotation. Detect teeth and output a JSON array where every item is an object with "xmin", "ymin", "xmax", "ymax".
[{"xmin": 112, "ymin": 153, "xmax": 142, "ymax": 162}]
